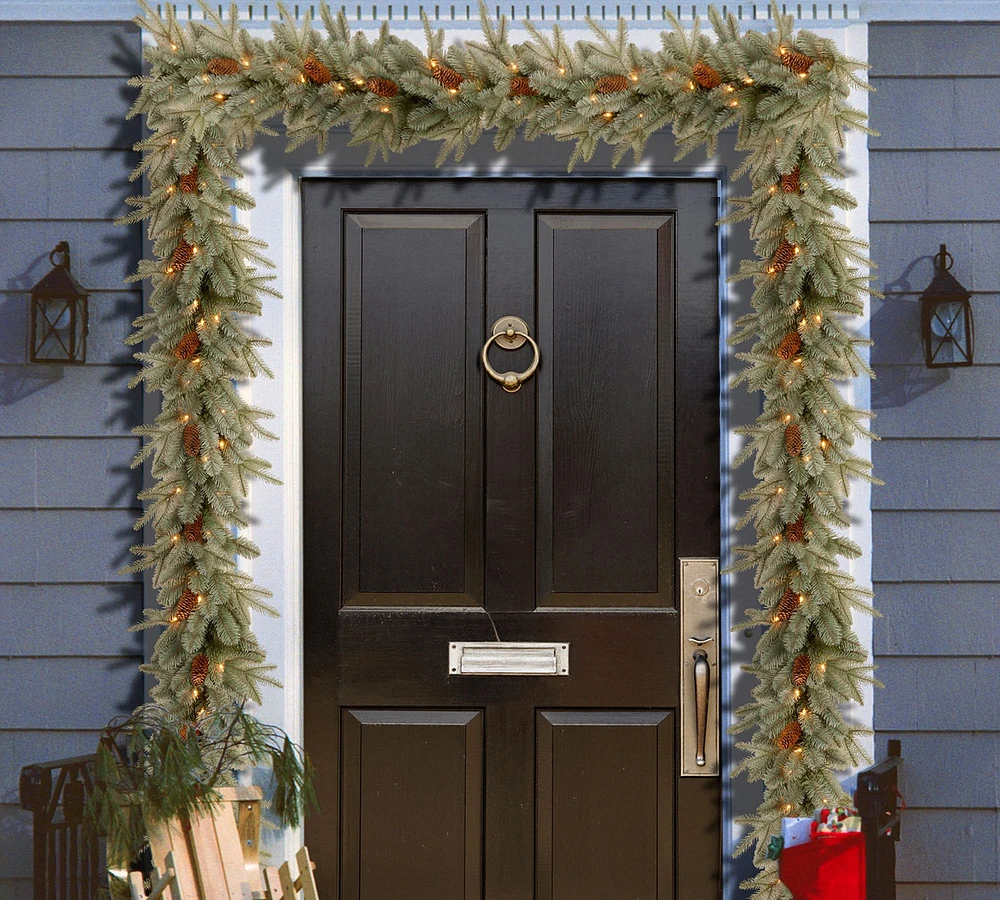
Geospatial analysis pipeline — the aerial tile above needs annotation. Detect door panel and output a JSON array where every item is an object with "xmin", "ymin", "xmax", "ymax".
[
  {"xmin": 343, "ymin": 213, "xmax": 484, "ymax": 606},
  {"xmin": 340, "ymin": 709, "xmax": 483, "ymax": 900},
  {"xmin": 536, "ymin": 710, "xmax": 675, "ymax": 900},
  {"xmin": 537, "ymin": 214, "xmax": 673, "ymax": 605},
  {"xmin": 302, "ymin": 178, "xmax": 721, "ymax": 899}
]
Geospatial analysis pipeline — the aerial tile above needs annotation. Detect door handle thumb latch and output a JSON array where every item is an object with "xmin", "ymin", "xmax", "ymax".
[{"xmin": 681, "ymin": 559, "xmax": 719, "ymax": 777}]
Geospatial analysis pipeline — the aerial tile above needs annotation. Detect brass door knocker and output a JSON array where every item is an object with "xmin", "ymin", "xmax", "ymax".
[{"xmin": 481, "ymin": 316, "xmax": 540, "ymax": 393}]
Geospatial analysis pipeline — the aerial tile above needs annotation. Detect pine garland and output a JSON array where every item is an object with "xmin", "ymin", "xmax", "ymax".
[{"xmin": 123, "ymin": 3, "xmax": 878, "ymax": 895}]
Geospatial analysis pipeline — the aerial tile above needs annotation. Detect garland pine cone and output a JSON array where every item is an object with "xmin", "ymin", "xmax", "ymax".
[
  {"xmin": 782, "ymin": 168, "xmax": 800, "ymax": 194},
  {"xmin": 780, "ymin": 48, "xmax": 815, "ymax": 75},
  {"xmin": 303, "ymin": 55, "xmax": 333, "ymax": 85},
  {"xmin": 179, "ymin": 166, "xmax": 199, "ymax": 194},
  {"xmin": 174, "ymin": 588, "xmax": 199, "ymax": 622},
  {"xmin": 785, "ymin": 423, "xmax": 803, "ymax": 457},
  {"xmin": 190, "ymin": 654, "xmax": 210, "ymax": 687},
  {"xmin": 509, "ymin": 75, "xmax": 537, "ymax": 97},
  {"xmin": 786, "ymin": 516, "xmax": 806, "ymax": 543},
  {"xmin": 775, "ymin": 588, "xmax": 799, "ymax": 623},
  {"xmin": 170, "ymin": 239, "xmax": 194, "ymax": 273},
  {"xmin": 367, "ymin": 76, "xmax": 399, "ymax": 98},
  {"xmin": 770, "ymin": 240, "xmax": 797, "ymax": 273},
  {"xmin": 431, "ymin": 62, "xmax": 464, "ymax": 90},
  {"xmin": 596, "ymin": 74, "xmax": 630, "ymax": 94},
  {"xmin": 206, "ymin": 57, "xmax": 240, "ymax": 76},
  {"xmin": 792, "ymin": 654, "xmax": 811, "ymax": 687},
  {"xmin": 776, "ymin": 331, "xmax": 803, "ymax": 360},
  {"xmin": 692, "ymin": 61, "xmax": 722, "ymax": 89},
  {"xmin": 183, "ymin": 423, "xmax": 201, "ymax": 457},
  {"xmin": 184, "ymin": 516, "xmax": 203, "ymax": 544},
  {"xmin": 777, "ymin": 720, "xmax": 803, "ymax": 750},
  {"xmin": 174, "ymin": 331, "xmax": 201, "ymax": 361}
]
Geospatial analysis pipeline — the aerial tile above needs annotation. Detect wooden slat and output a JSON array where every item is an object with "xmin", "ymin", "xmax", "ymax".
[
  {"xmin": 164, "ymin": 853, "xmax": 186, "ymax": 900},
  {"xmin": 235, "ymin": 800, "xmax": 261, "ymax": 888},
  {"xmin": 148, "ymin": 819, "xmax": 199, "ymax": 900},
  {"xmin": 187, "ymin": 812, "xmax": 241, "ymax": 900},
  {"xmin": 295, "ymin": 848, "xmax": 319, "ymax": 900},
  {"xmin": 277, "ymin": 862, "xmax": 296, "ymax": 900},
  {"xmin": 127, "ymin": 871, "xmax": 145, "ymax": 900},
  {"xmin": 217, "ymin": 787, "xmax": 263, "ymax": 892},
  {"xmin": 209, "ymin": 798, "xmax": 256, "ymax": 898},
  {"xmin": 262, "ymin": 867, "xmax": 283, "ymax": 900}
]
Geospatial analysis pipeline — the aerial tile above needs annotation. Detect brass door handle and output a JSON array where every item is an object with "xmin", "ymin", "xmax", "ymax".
[
  {"xmin": 481, "ymin": 316, "xmax": 540, "ymax": 393},
  {"xmin": 693, "ymin": 648, "xmax": 710, "ymax": 766}
]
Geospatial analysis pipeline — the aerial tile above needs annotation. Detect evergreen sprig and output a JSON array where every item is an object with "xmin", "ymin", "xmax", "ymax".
[
  {"xmin": 85, "ymin": 703, "xmax": 316, "ymax": 865},
  {"xmin": 124, "ymin": 2, "xmax": 876, "ymax": 894}
]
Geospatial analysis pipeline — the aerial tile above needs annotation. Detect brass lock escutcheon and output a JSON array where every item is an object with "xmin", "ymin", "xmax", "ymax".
[{"xmin": 481, "ymin": 316, "xmax": 540, "ymax": 393}]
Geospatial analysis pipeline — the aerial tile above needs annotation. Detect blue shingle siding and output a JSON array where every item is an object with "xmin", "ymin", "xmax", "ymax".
[
  {"xmin": 870, "ymin": 22, "xmax": 1000, "ymax": 900},
  {"xmin": 0, "ymin": 21, "xmax": 143, "ymax": 900}
]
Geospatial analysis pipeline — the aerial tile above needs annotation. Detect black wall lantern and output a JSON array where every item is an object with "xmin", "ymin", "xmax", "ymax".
[
  {"xmin": 920, "ymin": 244, "xmax": 974, "ymax": 368},
  {"xmin": 30, "ymin": 241, "xmax": 89, "ymax": 364}
]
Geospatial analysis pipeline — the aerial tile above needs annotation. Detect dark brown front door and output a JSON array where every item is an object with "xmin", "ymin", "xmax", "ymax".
[{"xmin": 302, "ymin": 177, "xmax": 721, "ymax": 899}]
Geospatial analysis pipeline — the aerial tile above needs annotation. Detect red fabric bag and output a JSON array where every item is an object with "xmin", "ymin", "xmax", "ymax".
[{"xmin": 779, "ymin": 831, "xmax": 866, "ymax": 900}]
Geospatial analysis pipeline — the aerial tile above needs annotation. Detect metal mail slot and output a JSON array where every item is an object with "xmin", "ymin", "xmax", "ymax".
[{"xmin": 449, "ymin": 642, "xmax": 570, "ymax": 676}]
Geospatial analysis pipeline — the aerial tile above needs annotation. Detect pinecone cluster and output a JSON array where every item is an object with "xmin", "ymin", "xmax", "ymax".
[
  {"xmin": 367, "ymin": 76, "xmax": 399, "ymax": 98},
  {"xmin": 174, "ymin": 331, "xmax": 201, "ymax": 361},
  {"xmin": 170, "ymin": 239, "xmax": 194, "ymax": 273},
  {"xmin": 595, "ymin": 74, "xmax": 629, "ymax": 94},
  {"xmin": 782, "ymin": 167, "xmax": 800, "ymax": 194},
  {"xmin": 784, "ymin": 423, "xmax": 803, "ymax": 457},
  {"xmin": 770, "ymin": 240, "xmax": 797, "ymax": 273},
  {"xmin": 303, "ymin": 55, "xmax": 333, "ymax": 85},
  {"xmin": 785, "ymin": 516, "xmax": 806, "ymax": 543},
  {"xmin": 776, "ymin": 720, "xmax": 803, "ymax": 750},
  {"xmin": 775, "ymin": 587, "xmax": 800, "ymax": 623},
  {"xmin": 509, "ymin": 75, "xmax": 537, "ymax": 97},
  {"xmin": 183, "ymin": 422, "xmax": 201, "ymax": 457},
  {"xmin": 206, "ymin": 56, "xmax": 240, "ymax": 76},
  {"xmin": 174, "ymin": 588, "xmax": 199, "ymax": 622},
  {"xmin": 431, "ymin": 62, "xmax": 464, "ymax": 90},
  {"xmin": 190, "ymin": 654, "xmax": 210, "ymax": 686},
  {"xmin": 692, "ymin": 61, "xmax": 722, "ymax": 89},
  {"xmin": 780, "ymin": 48, "xmax": 815, "ymax": 75},
  {"xmin": 776, "ymin": 330, "xmax": 803, "ymax": 360},
  {"xmin": 791, "ymin": 654, "xmax": 811, "ymax": 686}
]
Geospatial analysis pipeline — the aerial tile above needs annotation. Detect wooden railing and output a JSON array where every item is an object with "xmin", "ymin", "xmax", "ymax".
[
  {"xmin": 19, "ymin": 754, "xmax": 102, "ymax": 900},
  {"xmin": 855, "ymin": 738, "xmax": 904, "ymax": 900}
]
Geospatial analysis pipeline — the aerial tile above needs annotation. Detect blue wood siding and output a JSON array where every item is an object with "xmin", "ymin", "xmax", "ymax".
[
  {"xmin": 871, "ymin": 22, "xmax": 1000, "ymax": 900},
  {"xmin": 0, "ymin": 22, "xmax": 143, "ymax": 900}
]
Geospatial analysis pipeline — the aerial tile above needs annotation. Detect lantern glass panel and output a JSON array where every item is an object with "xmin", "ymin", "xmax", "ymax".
[
  {"xmin": 925, "ymin": 298, "xmax": 972, "ymax": 367},
  {"xmin": 31, "ymin": 296, "xmax": 88, "ymax": 363}
]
